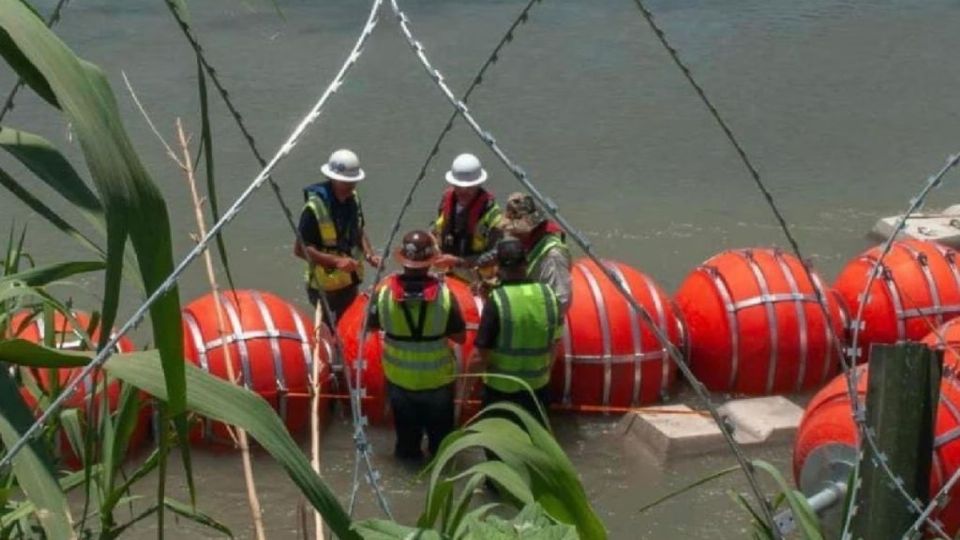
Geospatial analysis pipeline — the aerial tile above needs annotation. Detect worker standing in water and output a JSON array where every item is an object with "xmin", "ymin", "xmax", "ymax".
[
  {"xmin": 432, "ymin": 153, "xmax": 502, "ymax": 284},
  {"xmin": 500, "ymin": 192, "xmax": 573, "ymax": 316},
  {"xmin": 367, "ymin": 230, "xmax": 466, "ymax": 460},
  {"xmin": 471, "ymin": 238, "xmax": 562, "ymax": 423},
  {"xmin": 294, "ymin": 149, "xmax": 381, "ymax": 322}
]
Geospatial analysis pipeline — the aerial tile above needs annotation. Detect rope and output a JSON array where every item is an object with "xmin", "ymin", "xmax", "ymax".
[
  {"xmin": 0, "ymin": 0, "xmax": 71, "ymax": 123},
  {"xmin": 630, "ymin": 2, "xmax": 953, "ymax": 536},
  {"xmin": 386, "ymin": 0, "xmax": 779, "ymax": 532},
  {"xmin": 346, "ymin": 0, "xmax": 543, "ymax": 515},
  {"xmin": 0, "ymin": 0, "xmax": 384, "ymax": 475}
]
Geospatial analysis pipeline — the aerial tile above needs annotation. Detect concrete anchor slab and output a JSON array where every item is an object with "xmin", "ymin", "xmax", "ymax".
[
  {"xmin": 718, "ymin": 396, "xmax": 804, "ymax": 445},
  {"xmin": 618, "ymin": 396, "xmax": 804, "ymax": 461}
]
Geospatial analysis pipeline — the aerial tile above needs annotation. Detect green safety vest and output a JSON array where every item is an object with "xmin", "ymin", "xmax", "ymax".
[
  {"xmin": 485, "ymin": 282, "xmax": 560, "ymax": 393},
  {"xmin": 526, "ymin": 233, "xmax": 568, "ymax": 278},
  {"xmin": 377, "ymin": 282, "xmax": 456, "ymax": 391},
  {"xmin": 303, "ymin": 193, "xmax": 364, "ymax": 292}
]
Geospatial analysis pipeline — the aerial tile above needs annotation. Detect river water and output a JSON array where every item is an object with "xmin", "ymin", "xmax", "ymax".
[{"xmin": 3, "ymin": 0, "xmax": 960, "ymax": 537}]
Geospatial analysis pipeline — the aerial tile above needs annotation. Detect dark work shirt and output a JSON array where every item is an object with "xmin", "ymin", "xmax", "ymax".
[
  {"xmin": 474, "ymin": 278, "xmax": 539, "ymax": 349},
  {"xmin": 298, "ymin": 181, "xmax": 364, "ymax": 253},
  {"xmin": 367, "ymin": 275, "xmax": 466, "ymax": 338}
]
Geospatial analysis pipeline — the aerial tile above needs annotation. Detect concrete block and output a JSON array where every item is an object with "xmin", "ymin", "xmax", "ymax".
[
  {"xmin": 618, "ymin": 405, "xmax": 725, "ymax": 462},
  {"xmin": 718, "ymin": 396, "xmax": 803, "ymax": 445}
]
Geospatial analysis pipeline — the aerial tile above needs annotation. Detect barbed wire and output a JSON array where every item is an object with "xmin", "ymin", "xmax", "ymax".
[
  {"xmin": 162, "ymin": 0, "xmax": 299, "ymax": 237},
  {"xmin": 0, "ymin": 0, "xmax": 71, "ymax": 123},
  {"xmin": 629, "ymin": 1, "xmax": 953, "ymax": 536},
  {"xmin": 161, "ymin": 0, "xmax": 393, "ymax": 518},
  {"xmin": 0, "ymin": 0, "xmax": 384, "ymax": 479},
  {"xmin": 386, "ymin": 0, "xmax": 782, "ymax": 533},
  {"xmin": 346, "ymin": 0, "xmax": 543, "ymax": 515},
  {"xmin": 852, "ymin": 152, "xmax": 960, "ymax": 538}
]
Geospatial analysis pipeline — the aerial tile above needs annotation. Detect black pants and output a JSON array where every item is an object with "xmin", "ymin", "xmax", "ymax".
[
  {"xmin": 481, "ymin": 385, "xmax": 551, "ymax": 426},
  {"xmin": 387, "ymin": 382, "xmax": 455, "ymax": 460},
  {"xmin": 307, "ymin": 284, "xmax": 358, "ymax": 325}
]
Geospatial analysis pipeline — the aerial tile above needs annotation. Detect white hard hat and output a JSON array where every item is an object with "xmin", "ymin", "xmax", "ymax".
[
  {"xmin": 445, "ymin": 153, "xmax": 487, "ymax": 187},
  {"xmin": 321, "ymin": 149, "xmax": 365, "ymax": 182}
]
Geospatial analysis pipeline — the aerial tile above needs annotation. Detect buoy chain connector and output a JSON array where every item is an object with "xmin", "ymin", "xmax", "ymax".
[{"xmin": 391, "ymin": 0, "xmax": 778, "ymax": 530}]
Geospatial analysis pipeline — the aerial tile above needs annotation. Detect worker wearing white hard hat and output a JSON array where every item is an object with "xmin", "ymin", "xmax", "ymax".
[
  {"xmin": 294, "ymin": 148, "xmax": 381, "ymax": 321},
  {"xmin": 431, "ymin": 153, "xmax": 502, "ymax": 284}
]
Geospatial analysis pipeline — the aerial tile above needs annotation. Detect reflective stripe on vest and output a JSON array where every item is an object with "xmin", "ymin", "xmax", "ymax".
[
  {"xmin": 303, "ymin": 194, "xmax": 364, "ymax": 292},
  {"xmin": 378, "ymin": 283, "xmax": 455, "ymax": 391},
  {"xmin": 434, "ymin": 188, "xmax": 502, "ymax": 255},
  {"xmin": 526, "ymin": 233, "xmax": 567, "ymax": 278},
  {"xmin": 486, "ymin": 282, "xmax": 559, "ymax": 393}
]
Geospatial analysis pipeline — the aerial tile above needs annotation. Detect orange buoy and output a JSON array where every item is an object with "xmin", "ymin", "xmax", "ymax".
[
  {"xmin": 675, "ymin": 248, "xmax": 847, "ymax": 394},
  {"xmin": 336, "ymin": 276, "xmax": 481, "ymax": 425},
  {"xmin": 181, "ymin": 290, "xmax": 330, "ymax": 444},
  {"xmin": 552, "ymin": 258, "xmax": 684, "ymax": 408},
  {"xmin": 793, "ymin": 365, "xmax": 960, "ymax": 536},
  {"xmin": 835, "ymin": 239, "xmax": 960, "ymax": 363},
  {"xmin": 924, "ymin": 318, "xmax": 960, "ymax": 373},
  {"xmin": 10, "ymin": 310, "xmax": 143, "ymax": 467}
]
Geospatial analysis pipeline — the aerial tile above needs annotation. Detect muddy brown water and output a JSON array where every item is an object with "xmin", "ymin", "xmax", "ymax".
[{"xmin": 4, "ymin": 0, "xmax": 960, "ymax": 537}]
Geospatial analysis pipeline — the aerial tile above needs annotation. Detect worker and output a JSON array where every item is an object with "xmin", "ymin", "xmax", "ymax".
[
  {"xmin": 471, "ymin": 237, "xmax": 562, "ymax": 422},
  {"xmin": 432, "ymin": 153, "xmax": 502, "ymax": 283},
  {"xmin": 500, "ymin": 192, "xmax": 572, "ymax": 316},
  {"xmin": 367, "ymin": 230, "xmax": 466, "ymax": 460},
  {"xmin": 294, "ymin": 149, "xmax": 381, "ymax": 322}
]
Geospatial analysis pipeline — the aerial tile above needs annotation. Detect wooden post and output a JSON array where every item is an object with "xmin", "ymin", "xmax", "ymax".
[{"xmin": 851, "ymin": 342, "xmax": 941, "ymax": 539}]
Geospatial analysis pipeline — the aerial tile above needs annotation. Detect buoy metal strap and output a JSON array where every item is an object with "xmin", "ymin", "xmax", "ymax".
[
  {"xmin": 773, "ymin": 251, "xmax": 810, "ymax": 392},
  {"xmin": 607, "ymin": 263, "xmax": 647, "ymax": 407},
  {"xmin": 702, "ymin": 265, "xmax": 741, "ymax": 391},
  {"xmin": 577, "ymin": 262, "xmax": 614, "ymax": 406}
]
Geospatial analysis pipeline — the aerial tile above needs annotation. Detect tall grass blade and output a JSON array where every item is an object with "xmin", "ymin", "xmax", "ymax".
[
  {"xmin": 196, "ymin": 61, "xmax": 236, "ymax": 294},
  {"xmin": 638, "ymin": 464, "xmax": 741, "ymax": 513},
  {"xmin": 0, "ymin": 126, "xmax": 104, "ymax": 230},
  {"xmin": 0, "ymin": 368, "xmax": 75, "ymax": 539},
  {"xmin": 100, "ymin": 350, "xmax": 360, "ymax": 540},
  {"xmin": 0, "ymin": 260, "xmax": 104, "ymax": 287},
  {"xmin": 0, "ymin": 167, "xmax": 103, "ymax": 255}
]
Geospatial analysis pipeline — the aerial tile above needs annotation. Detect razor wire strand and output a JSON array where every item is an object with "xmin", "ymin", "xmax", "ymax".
[
  {"xmin": 162, "ymin": 0, "xmax": 393, "ymax": 517},
  {"xmin": 629, "ymin": 1, "xmax": 953, "ymax": 536},
  {"xmin": 386, "ymin": 0, "xmax": 782, "ymax": 533},
  {"xmin": 854, "ymin": 152, "xmax": 960, "ymax": 539},
  {"xmin": 163, "ymin": 0, "xmax": 299, "ymax": 236},
  {"xmin": 0, "ymin": 0, "xmax": 384, "ymax": 473},
  {"xmin": 345, "ymin": 0, "xmax": 544, "ymax": 515},
  {"xmin": 0, "ymin": 0, "xmax": 71, "ymax": 123}
]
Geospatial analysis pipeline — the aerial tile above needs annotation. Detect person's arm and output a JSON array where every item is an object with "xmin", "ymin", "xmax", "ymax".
[
  {"xmin": 361, "ymin": 230, "xmax": 382, "ymax": 268},
  {"xmin": 538, "ymin": 249, "xmax": 573, "ymax": 316},
  {"xmin": 295, "ymin": 208, "xmax": 359, "ymax": 271}
]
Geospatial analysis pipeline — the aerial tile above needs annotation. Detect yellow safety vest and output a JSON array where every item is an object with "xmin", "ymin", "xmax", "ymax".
[
  {"xmin": 485, "ymin": 282, "xmax": 560, "ymax": 393},
  {"xmin": 377, "ymin": 280, "xmax": 456, "ymax": 391},
  {"xmin": 434, "ymin": 188, "xmax": 502, "ymax": 256},
  {"xmin": 303, "ymin": 192, "xmax": 364, "ymax": 292}
]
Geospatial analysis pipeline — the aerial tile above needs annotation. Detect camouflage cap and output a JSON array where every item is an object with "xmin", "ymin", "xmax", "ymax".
[{"xmin": 500, "ymin": 192, "xmax": 546, "ymax": 234}]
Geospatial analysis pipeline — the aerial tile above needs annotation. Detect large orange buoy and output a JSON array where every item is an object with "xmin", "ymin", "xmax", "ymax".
[
  {"xmin": 552, "ymin": 259, "xmax": 684, "ymax": 408},
  {"xmin": 835, "ymin": 239, "xmax": 960, "ymax": 363},
  {"xmin": 336, "ymin": 276, "xmax": 481, "ymax": 425},
  {"xmin": 675, "ymin": 248, "xmax": 847, "ymax": 395},
  {"xmin": 10, "ymin": 310, "xmax": 143, "ymax": 467},
  {"xmin": 181, "ymin": 290, "xmax": 330, "ymax": 444},
  {"xmin": 793, "ymin": 365, "xmax": 960, "ymax": 536}
]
